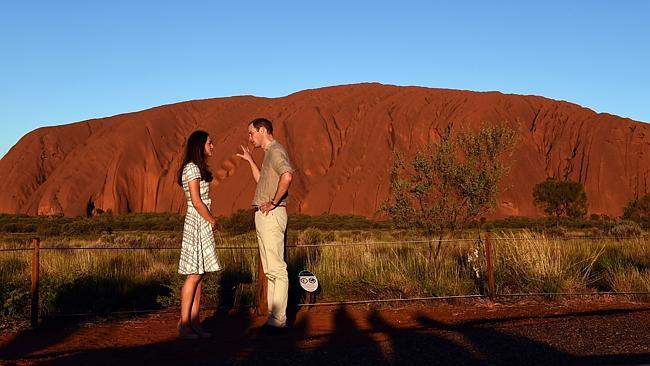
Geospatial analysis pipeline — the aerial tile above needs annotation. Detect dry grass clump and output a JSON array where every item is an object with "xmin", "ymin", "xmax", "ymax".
[{"xmin": 1, "ymin": 229, "xmax": 648, "ymax": 320}]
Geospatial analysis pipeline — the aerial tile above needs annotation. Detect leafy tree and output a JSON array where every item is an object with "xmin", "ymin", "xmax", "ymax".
[
  {"xmin": 382, "ymin": 124, "xmax": 516, "ymax": 250},
  {"xmin": 622, "ymin": 192, "xmax": 650, "ymax": 228},
  {"xmin": 532, "ymin": 179, "xmax": 588, "ymax": 226}
]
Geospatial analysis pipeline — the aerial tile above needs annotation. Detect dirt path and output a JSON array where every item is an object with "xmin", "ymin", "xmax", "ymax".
[{"xmin": 1, "ymin": 299, "xmax": 649, "ymax": 365}]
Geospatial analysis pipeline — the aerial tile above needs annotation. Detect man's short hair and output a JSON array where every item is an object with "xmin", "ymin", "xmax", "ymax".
[{"xmin": 249, "ymin": 118, "xmax": 273, "ymax": 135}]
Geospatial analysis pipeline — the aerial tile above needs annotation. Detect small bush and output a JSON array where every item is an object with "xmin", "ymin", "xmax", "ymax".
[
  {"xmin": 1, "ymin": 223, "xmax": 20, "ymax": 233},
  {"xmin": 37, "ymin": 224, "xmax": 62, "ymax": 237},
  {"xmin": 1, "ymin": 285, "xmax": 30, "ymax": 317},
  {"xmin": 586, "ymin": 227, "xmax": 606, "ymax": 238},
  {"xmin": 144, "ymin": 234, "xmax": 179, "ymax": 248},
  {"xmin": 61, "ymin": 221, "xmax": 95, "ymax": 236},
  {"xmin": 220, "ymin": 209, "xmax": 255, "ymax": 235},
  {"xmin": 289, "ymin": 213, "xmax": 389, "ymax": 231},
  {"xmin": 114, "ymin": 235, "xmax": 143, "ymax": 247},
  {"xmin": 543, "ymin": 226, "xmax": 568, "ymax": 238},
  {"xmin": 623, "ymin": 193, "xmax": 650, "ymax": 228},
  {"xmin": 1, "ymin": 223, "xmax": 37, "ymax": 233},
  {"xmin": 96, "ymin": 233, "xmax": 115, "ymax": 245},
  {"xmin": 608, "ymin": 222, "xmax": 642, "ymax": 239},
  {"xmin": 298, "ymin": 228, "xmax": 335, "ymax": 245}
]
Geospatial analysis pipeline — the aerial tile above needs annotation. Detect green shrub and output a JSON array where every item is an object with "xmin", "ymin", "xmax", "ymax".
[
  {"xmin": 623, "ymin": 193, "xmax": 650, "ymax": 228},
  {"xmin": 61, "ymin": 220, "xmax": 95, "ymax": 236},
  {"xmin": 1, "ymin": 285, "xmax": 29, "ymax": 317},
  {"xmin": 1, "ymin": 223, "xmax": 37, "ymax": 233},
  {"xmin": 533, "ymin": 179, "xmax": 588, "ymax": 224},
  {"xmin": 221, "ymin": 209, "xmax": 255, "ymax": 234},
  {"xmin": 289, "ymin": 213, "xmax": 389, "ymax": 231},
  {"xmin": 38, "ymin": 224, "xmax": 62, "ymax": 237}
]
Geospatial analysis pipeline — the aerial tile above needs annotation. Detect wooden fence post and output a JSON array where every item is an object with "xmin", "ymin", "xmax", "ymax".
[
  {"xmin": 255, "ymin": 253, "xmax": 268, "ymax": 316},
  {"xmin": 31, "ymin": 238, "xmax": 40, "ymax": 328},
  {"xmin": 485, "ymin": 231, "xmax": 495, "ymax": 301}
]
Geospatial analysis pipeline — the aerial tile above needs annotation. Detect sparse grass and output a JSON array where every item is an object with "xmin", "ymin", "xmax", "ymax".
[
  {"xmin": 295, "ymin": 240, "xmax": 478, "ymax": 301},
  {"xmin": 1, "ymin": 225, "xmax": 649, "ymax": 324},
  {"xmin": 493, "ymin": 231, "xmax": 649, "ymax": 297},
  {"xmin": 494, "ymin": 231, "xmax": 591, "ymax": 294},
  {"xmin": 607, "ymin": 267, "xmax": 650, "ymax": 298}
]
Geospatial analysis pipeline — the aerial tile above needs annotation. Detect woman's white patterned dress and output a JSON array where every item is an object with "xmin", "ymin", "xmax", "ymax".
[{"xmin": 178, "ymin": 162, "xmax": 221, "ymax": 274}]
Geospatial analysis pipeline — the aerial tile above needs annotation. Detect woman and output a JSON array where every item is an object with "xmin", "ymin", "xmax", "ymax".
[{"xmin": 176, "ymin": 130, "xmax": 221, "ymax": 339}]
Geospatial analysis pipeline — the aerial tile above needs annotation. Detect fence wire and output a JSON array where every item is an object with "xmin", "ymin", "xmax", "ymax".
[
  {"xmin": 0, "ymin": 235, "xmax": 644, "ymax": 252},
  {"xmin": 2, "ymin": 234, "xmax": 649, "ymax": 321}
]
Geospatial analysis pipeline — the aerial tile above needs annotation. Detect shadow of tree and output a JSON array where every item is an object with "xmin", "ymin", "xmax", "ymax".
[
  {"xmin": 51, "ymin": 276, "xmax": 170, "ymax": 314},
  {"xmin": 214, "ymin": 267, "xmax": 253, "ymax": 316},
  {"xmin": 1, "ymin": 305, "xmax": 649, "ymax": 365}
]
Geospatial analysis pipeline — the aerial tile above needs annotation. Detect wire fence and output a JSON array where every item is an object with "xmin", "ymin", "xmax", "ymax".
[
  {"xmin": 1, "ymin": 233, "xmax": 649, "ymax": 327},
  {"xmin": 0, "ymin": 235, "xmax": 637, "ymax": 251}
]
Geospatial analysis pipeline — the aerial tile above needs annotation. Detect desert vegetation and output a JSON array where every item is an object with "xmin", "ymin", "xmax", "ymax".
[
  {"xmin": 623, "ymin": 192, "xmax": 650, "ymax": 228},
  {"xmin": 2, "ymin": 125, "xmax": 649, "ymax": 325},
  {"xmin": 1, "ymin": 212, "xmax": 648, "ymax": 326},
  {"xmin": 533, "ymin": 179, "xmax": 589, "ymax": 226}
]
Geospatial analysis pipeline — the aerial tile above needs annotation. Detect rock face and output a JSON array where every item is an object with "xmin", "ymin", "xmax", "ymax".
[{"xmin": 1, "ymin": 83, "xmax": 649, "ymax": 218}]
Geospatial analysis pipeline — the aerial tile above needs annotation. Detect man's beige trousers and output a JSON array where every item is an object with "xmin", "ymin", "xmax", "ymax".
[{"xmin": 254, "ymin": 207, "xmax": 288, "ymax": 326}]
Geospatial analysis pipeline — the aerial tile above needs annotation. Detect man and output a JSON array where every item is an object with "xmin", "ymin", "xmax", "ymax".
[{"xmin": 237, "ymin": 117, "xmax": 294, "ymax": 330}]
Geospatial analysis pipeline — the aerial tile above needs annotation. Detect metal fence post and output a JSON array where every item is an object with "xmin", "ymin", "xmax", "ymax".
[
  {"xmin": 485, "ymin": 231, "xmax": 495, "ymax": 301},
  {"xmin": 31, "ymin": 237, "xmax": 40, "ymax": 328}
]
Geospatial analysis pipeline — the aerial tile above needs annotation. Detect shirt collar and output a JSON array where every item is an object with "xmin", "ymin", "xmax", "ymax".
[{"xmin": 263, "ymin": 140, "xmax": 277, "ymax": 152}]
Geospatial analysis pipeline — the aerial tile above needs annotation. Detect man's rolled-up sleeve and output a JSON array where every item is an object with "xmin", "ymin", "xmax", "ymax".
[{"xmin": 272, "ymin": 148, "xmax": 294, "ymax": 176}]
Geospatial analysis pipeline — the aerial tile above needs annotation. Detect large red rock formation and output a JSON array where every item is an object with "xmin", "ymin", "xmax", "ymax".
[{"xmin": 1, "ymin": 83, "xmax": 648, "ymax": 218}]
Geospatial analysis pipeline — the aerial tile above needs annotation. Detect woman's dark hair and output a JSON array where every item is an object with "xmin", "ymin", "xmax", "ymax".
[{"xmin": 177, "ymin": 130, "xmax": 213, "ymax": 186}]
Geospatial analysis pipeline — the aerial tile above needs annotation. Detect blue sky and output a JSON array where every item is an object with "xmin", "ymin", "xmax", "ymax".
[{"xmin": 1, "ymin": 0, "xmax": 648, "ymax": 158}]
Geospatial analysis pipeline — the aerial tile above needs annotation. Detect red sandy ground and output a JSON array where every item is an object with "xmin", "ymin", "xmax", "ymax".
[{"xmin": 1, "ymin": 299, "xmax": 649, "ymax": 365}]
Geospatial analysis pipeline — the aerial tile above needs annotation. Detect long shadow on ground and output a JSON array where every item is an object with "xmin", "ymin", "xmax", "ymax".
[{"xmin": 2, "ymin": 305, "xmax": 649, "ymax": 365}]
